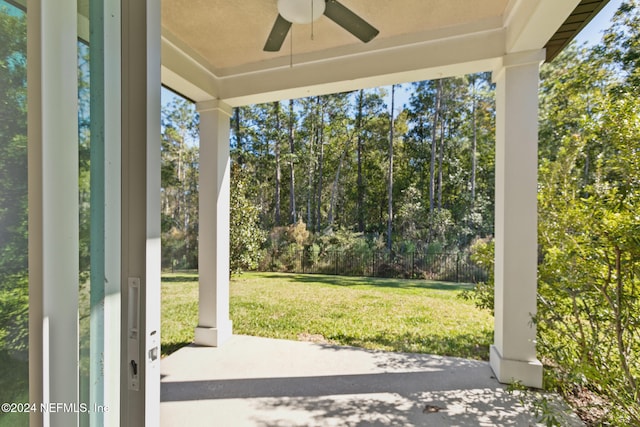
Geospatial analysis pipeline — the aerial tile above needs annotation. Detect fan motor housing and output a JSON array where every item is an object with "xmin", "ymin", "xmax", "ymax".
[{"xmin": 278, "ymin": 0, "xmax": 326, "ymax": 24}]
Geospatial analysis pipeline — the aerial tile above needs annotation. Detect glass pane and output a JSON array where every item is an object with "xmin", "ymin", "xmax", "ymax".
[
  {"xmin": 78, "ymin": 0, "xmax": 108, "ymax": 426},
  {"xmin": 79, "ymin": 0, "xmax": 118, "ymax": 424},
  {"xmin": 0, "ymin": 2, "xmax": 28, "ymax": 427},
  {"xmin": 78, "ymin": 35, "xmax": 91, "ymax": 427}
]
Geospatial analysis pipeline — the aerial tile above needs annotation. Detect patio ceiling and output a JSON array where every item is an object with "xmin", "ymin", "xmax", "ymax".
[
  {"xmin": 162, "ymin": 0, "xmax": 510, "ymax": 74},
  {"xmin": 160, "ymin": 0, "xmax": 607, "ymax": 106}
]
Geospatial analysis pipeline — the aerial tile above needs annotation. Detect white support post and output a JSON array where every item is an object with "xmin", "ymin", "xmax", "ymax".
[
  {"xmin": 491, "ymin": 50, "xmax": 545, "ymax": 389},
  {"xmin": 27, "ymin": 0, "xmax": 79, "ymax": 425},
  {"xmin": 120, "ymin": 0, "xmax": 161, "ymax": 425},
  {"xmin": 194, "ymin": 99, "xmax": 233, "ymax": 347}
]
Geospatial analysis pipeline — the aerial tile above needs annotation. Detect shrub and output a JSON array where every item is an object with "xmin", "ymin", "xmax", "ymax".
[
  {"xmin": 230, "ymin": 164, "xmax": 266, "ymax": 274},
  {"xmin": 459, "ymin": 238, "xmax": 494, "ymax": 313}
]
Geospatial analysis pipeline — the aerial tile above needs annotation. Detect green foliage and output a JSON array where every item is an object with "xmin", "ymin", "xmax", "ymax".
[
  {"xmin": 601, "ymin": 0, "xmax": 640, "ymax": 93},
  {"xmin": 230, "ymin": 163, "xmax": 266, "ymax": 274},
  {"xmin": 536, "ymin": 6, "xmax": 640, "ymax": 422},
  {"xmin": 316, "ymin": 227, "xmax": 367, "ymax": 253},
  {"xmin": 459, "ymin": 238, "xmax": 494, "ymax": 313},
  {"xmin": 537, "ymin": 91, "xmax": 640, "ymax": 425},
  {"xmin": 0, "ymin": 274, "xmax": 28, "ymax": 356}
]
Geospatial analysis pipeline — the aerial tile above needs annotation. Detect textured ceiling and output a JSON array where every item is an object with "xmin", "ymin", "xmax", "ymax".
[{"xmin": 162, "ymin": 0, "xmax": 509, "ymax": 74}]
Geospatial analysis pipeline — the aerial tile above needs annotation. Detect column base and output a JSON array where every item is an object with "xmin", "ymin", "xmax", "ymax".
[
  {"xmin": 194, "ymin": 322, "xmax": 233, "ymax": 347},
  {"xmin": 490, "ymin": 345, "xmax": 543, "ymax": 389}
]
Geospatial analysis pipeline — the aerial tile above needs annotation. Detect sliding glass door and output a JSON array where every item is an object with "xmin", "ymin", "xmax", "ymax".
[{"xmin": 78, "ymin": 0, "xmax": 122, "ymax": 425}]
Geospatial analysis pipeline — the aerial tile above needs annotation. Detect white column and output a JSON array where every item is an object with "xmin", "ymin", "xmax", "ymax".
[
  {"xmin": 120, "ymin": 0, "xmax": 161, "ymax": 425},
  {"xmin": 27, "ymin": 0, "xmax": 79, "ymax": 425},
  {"xmin": 491, "ymin": 50, "xmax": 545, "ymax": 389},
  {"xmin": 194, "ymin": 99, "xmax": 233, "ymax": 347}
]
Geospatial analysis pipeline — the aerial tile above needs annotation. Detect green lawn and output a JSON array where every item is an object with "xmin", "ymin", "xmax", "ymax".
[{"xmin": 161, "ymin": 271, "xmax": 494, "ymax": 360}]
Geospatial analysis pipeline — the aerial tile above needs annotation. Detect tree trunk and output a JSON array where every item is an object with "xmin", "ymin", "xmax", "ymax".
[
  {"xmin": 470, "ymin": 75, "xmax": 477, "ymax": 206},
  {"xmin": 307, "ymin": 104, "xmax": 316, "ymax": 227},
  {"xmin": 356, "ymin": 90, "xmax": 365, "ymax": 233},
  {"xmin": 274, "ymin": 101, "xmax": 281, "ymax": 226},
  {"xmin": 429, "ymin": 80, "xmax": 442, "ymax": 220},
  {"xmin": 328, "ymin": 151, "xmax": 347, "ymax": 226},
  {"xmin": 316, "ymin": 97, "xmax": 324, "ymax": 232},
  {"xmin": 288, "ymin": 99, "xmax": 297, "ymax": 224},
  {"xmin": 387, "ymin": 84, "xmax": 396, "ymax": 251},
  {"xmin": 437, "ymin": 89, "xmax": 445, "ymax": 213},
  {"xmin": 233, "ymin": 107, "xmax": 244, "ymax": 164}
]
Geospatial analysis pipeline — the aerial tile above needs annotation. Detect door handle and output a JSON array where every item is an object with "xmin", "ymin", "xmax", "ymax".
[{"xmin": 128, "ymin": 277, "xmax": 140, "ymax": 391}]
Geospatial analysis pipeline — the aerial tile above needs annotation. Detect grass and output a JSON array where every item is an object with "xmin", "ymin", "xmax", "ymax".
[{"xmin": 161, "ymin": 271, "xmax": 494, "ymax": 360}]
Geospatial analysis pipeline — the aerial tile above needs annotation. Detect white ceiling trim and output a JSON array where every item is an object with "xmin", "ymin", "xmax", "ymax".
[
  {"xmin": 505, "ymin": 0, "xmax": 581, "ymax": 53},
  {"xmin": 161, "ymin": 25, "xmax": 507, "ymax": 106},
  {"xmin": 218, "ymin": 28, "xmax": 506, "ymax": 106},
  {"xmin": 161, "ymin": 36, "xmax": 219, "ymax": 102}
]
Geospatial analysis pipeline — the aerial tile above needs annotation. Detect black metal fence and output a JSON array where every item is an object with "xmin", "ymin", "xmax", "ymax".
[{"xmin": 264, "ymin": 248, "xmax": 487, "ymax": 283}]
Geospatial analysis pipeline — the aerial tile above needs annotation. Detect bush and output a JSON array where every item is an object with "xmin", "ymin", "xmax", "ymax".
[
  {"xmin": 230, "ymin": 164, "xmax": 266, "ymax": 274},
  {"xmin": 0, "ymin": 273, "xmax": 28, "ymax": 357},
  {"xmin": 535, "ymin": 89, "xmax": 640, "ymax": 425},
  {"xmin": 459, "ymin": 238, "xmax": 494, "ymax": 313}
]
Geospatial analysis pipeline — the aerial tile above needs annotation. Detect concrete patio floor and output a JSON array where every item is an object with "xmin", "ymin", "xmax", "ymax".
[{"xmin": 161, "ymin": 335, "xmax": 584, "ymax": 427}]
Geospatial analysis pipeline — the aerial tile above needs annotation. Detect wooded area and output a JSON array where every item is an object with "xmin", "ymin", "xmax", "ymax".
[{"xmin": 161, "ymin": 72, "xmax": 496, "ymax": 272}]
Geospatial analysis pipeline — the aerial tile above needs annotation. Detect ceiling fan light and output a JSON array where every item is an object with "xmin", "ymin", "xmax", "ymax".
[{"xmin": 277, "ymin": 0, "xmax": 326, "ymax": 24}]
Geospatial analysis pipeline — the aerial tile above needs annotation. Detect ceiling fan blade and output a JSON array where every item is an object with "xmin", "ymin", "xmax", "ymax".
[
  {"xmin": 264, "ymin": 14, "xmax": 292, "ymax": 52},
  {"xmin": 323, "ymin": 0, "xmax": 379, "ymax": 43}
]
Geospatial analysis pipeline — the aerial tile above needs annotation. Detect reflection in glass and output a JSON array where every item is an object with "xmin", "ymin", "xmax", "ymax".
[{"xmin": 0, "ymin": 1, "xmax": 28, "ymax": 426}]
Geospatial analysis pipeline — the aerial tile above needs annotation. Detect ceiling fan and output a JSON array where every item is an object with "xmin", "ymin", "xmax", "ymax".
[{"xmin": 264, "ymin": 0, "xmax": 379, "ymax": 52}]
